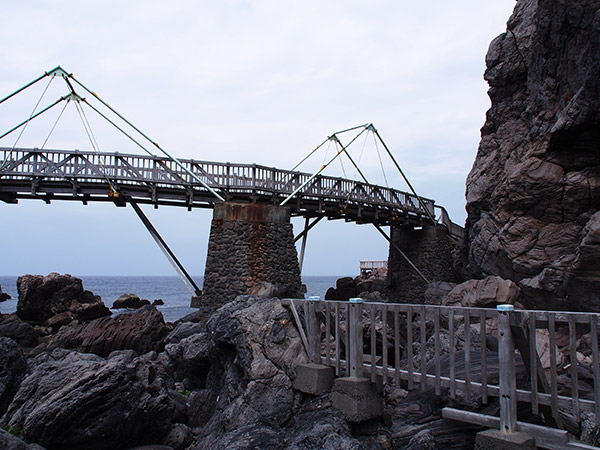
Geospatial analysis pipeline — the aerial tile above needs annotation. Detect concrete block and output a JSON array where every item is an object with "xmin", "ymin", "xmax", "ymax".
[
  {"xmin": 331, "ymin": 376, "xmax": 383, "ymax": 422},
  {"xmin": 190, "ymin": 296, "xmax": 201, "ymax": 308},
  {"xmin": 293, "ymin": 363, "xmax": 335, "ymax": 395},
  {"xmin": 475, "ymin": 429, "xmax": 535, "ymax": 450}
]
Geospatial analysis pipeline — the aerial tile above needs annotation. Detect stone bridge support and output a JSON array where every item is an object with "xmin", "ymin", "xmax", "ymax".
[
  {"xmin": 199, "ymin": 202, "xmax": 303, "ymax": 314},
  {"xmin": 387, "ymin": 225, "xmax": 460, "ymax": 303}
]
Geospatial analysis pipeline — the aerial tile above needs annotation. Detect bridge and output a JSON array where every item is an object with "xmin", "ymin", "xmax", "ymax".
[{"xmin": 0, "ymin": 66, "xmax": 464, "ymax": 312}]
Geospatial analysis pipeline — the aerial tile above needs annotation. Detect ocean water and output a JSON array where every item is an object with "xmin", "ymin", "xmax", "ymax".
[{"xmin": 0, "ymin": 275, "xmax": 341, "ymax": 323}]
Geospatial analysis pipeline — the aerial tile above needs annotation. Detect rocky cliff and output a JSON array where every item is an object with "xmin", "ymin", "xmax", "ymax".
[{"xmin": 465, "ymin": 0, "xmax": 600, "ymax": 311}]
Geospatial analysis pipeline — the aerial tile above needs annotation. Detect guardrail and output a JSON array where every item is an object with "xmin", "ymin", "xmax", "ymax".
[{"xmin": 283, "ymin": 298, "xmax": 600, "ymax": 449}]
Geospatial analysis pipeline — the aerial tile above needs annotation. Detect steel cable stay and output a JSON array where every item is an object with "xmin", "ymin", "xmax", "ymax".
[{"xmin": 41, "ymin": 99, "xmax": 70, "ymax": 150}]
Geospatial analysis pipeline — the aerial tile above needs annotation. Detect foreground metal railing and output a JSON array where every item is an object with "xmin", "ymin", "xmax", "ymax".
[{"xmin": 283, "ymin": 298, "xmax": 600, "ymax": 449}]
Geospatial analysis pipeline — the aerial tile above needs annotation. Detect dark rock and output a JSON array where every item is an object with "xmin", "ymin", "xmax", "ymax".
[
  {"xmin": 3, "ymin": 349, "xmax": 175, "ymax": 450},
  {"xmin": 0, "ymin": 428, "xmax": 46, "ymax": 450},
  {"xmin": 187, "ymin": 389, "xmax": 217, "ymax": 428},
  {"xmin": 160, "ymin": 423, "xmax": 193, "ymax": 450},
  {"xmin": 0, "ymin": 284, "xmax": 11, "ymax": 302},
  {"xmin": 197, "ymin": 423, "xmax": 284, "ymax": 450},
  {"xmin": 424, "ymin": 281, "xmax": 457, "ymax": 305},
  {"xmin": 152, "ymin": 299, "xmax": 164, "ymax": 306},
  {"xmin": 465, "ymin": 0, "xmax": 600, "ymax": 311},
  {"xmin": 113, "ymin": 293, "xmax": 151, "ymax": 309},
  {"xmin": 16, "ymin": 273, "xmax": 111, "ymax": 324},
  {"xmin": 163, "ymin": 332, "xmax": 211, "ymax": 389},
  {"xmin": 0, "ymin": 315, "xmax": 39, "ymax": 348},
  {"xmin": 165, "ymin": 321, "xmax": 205, "ymax": 344},
  {"xmin": 0, "ymin": 337, "xmax": 28, "ymax": 417},
  {"xmin": 325, "ymin": 277, "xmax": 356, "ymax": 300},
  {"xmin": 46, "ymin": 305, "xmax": 168, "ymax": 357}
]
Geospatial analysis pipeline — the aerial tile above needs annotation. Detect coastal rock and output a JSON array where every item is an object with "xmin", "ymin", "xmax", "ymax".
[
  {"xmin": 46, "ymin": 305, "xmax": 169, "ymax": 357},
  {"xmin": 0, "ymin": 338, "xmax": 28, "ymax": 417},
  {"xmin": 0, "ymin": 315, "xmax": 39, "ymax": 349},
  {"xmin": 443, "ymin": 276, "xmax": 521, "ymax": 308},
  {"xmin": 325, "ymin": 277, "xmax": 356, "ymax": 301},
  {"xmin": 112, "ymin": 294, "xmax": 151, "ymax": 309},
  {"xmin": 2, "ymin": 349, "xmax": 175, "ymax": 450},
  {"xmin": 465, "ymin": 0, "xmax": 600, "ymax": 311},
  {"xmin": 0, "ymin": 429, "xmax": 46, "ymax": 450},
  {"xmin": 0, "ymin": 285, "xmax": 11, "ymax": 302},
  {"xmin": 424, "ymin": 281, "xmax": 457, "ymax": 305},
  {"xmin": 16, "ymin": 273, "xmax": 111, "ymax": 324},
  {"xmin": 163, "ymin": 331, "xmax": 211, "ymax": 389}
]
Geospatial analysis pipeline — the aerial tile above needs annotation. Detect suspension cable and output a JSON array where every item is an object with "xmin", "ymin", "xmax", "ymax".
[
  {"xmin": 41, "ymin": 99, "xmax": 70, "ymax": 149},
  {"xmin": 373, "ymin": 131, "xmax": 389, "ymax": 188}
]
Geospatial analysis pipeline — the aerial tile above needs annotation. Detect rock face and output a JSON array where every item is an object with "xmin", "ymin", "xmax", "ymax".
[
  {"xmin": 0, "ymin": 285, "xmax": 11, "ymax": 302},
  {"xmin": 465, "ymin": 0, "xmax": 600, "ymax": 311},
  {"xmin": 444, "ymin": 276, "xmax": 521, "ymax": 308},
  {"xmin": 0, "ymin": 338, "xmax": 28, "ymax": 418},
  {"xmin": 16, "ymin": 273, "xmax": 111, "ymax": 323},
  {"xmin": 0, "ymin": 316, "xmax": 39, "ymax": 349},
  {"xmin": 2, "ymin": 349, "xmax": 174, "ymax": 450},
  {"xmin": 46, "ymin": 305, "xmax": 169, "ymax": 358}
]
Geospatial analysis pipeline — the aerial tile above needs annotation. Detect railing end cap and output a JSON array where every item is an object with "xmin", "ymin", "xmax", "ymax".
[
  {"xmin": 496, "ymin": 304, "xmax": 514, "ymax": 312},
  {"xmin": 349, "ymin": 297, "xmax": 363, "ymax": 304}
]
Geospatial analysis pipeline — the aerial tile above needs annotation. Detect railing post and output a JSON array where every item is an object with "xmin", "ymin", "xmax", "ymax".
[
  {"xmin": 306, "ymin": 298, "xmax": 320, "ymax": 364},
  {"xmin": 349, "ymin": 298, "xmax": 364, "ymax": 378},
  {"xmin": 497, "ymin": 304, "xmax": 517, "ymax": 433}
]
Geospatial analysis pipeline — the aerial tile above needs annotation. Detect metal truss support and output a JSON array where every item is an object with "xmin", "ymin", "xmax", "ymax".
[
  {"xmin": 128, "ymin": 199, "xmax": 201, "ymax": 296},
  {"xmin": 295, "ymin": 216, "xmax": 323, "ymax": 273}
]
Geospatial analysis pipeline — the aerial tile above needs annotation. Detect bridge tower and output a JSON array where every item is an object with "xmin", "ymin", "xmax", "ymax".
[
  {"xmin": 198, "ymin": 202, "xmax": 303, "ymax": 315},
  {"xmin": 386, "ymin": 225, "xmax": 461, "ymax": 303}
]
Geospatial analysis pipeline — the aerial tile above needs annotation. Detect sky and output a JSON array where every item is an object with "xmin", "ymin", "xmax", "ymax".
[{"xmin": 0, "ymin": 0, "xmax": 517, "ymax": 279}]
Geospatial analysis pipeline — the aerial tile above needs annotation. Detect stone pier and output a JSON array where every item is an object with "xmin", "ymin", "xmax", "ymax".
[
  {"xmin": 387, "ymin": 225, "xmax": 460, "ymax": 303},
  {"xmin": 199, "ymin": 202, "xmax": 303, "ymax": 314}
]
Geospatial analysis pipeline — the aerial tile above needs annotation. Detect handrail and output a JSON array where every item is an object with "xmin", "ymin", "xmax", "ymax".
[{"xmin": 282, "ymin": 299, "xmax": 600, "ymax": 441}]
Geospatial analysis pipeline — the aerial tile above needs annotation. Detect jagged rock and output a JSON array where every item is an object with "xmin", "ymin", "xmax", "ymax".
[
  {"xmin": 465, "ymin": 0, "xmax": 600, "ymax": 311},
  {"xmin": 443, "ymin": 276, "xmax": 521, "ymax": 308},
  {"xmin": 0, "ymin": 338, "xmax": 28, "ymax": 417},
  {"xmin": 0, "ymin": 429, "xmax": 46, "ymax": 450},
  {"xmin": 2, "ymin": 349, "xmax": 174, "ymax": 450},
  {"xmin": 0, "ymin": 315, "xmax": 39, "ymax": 348},
  {"xmin": 160, "ymin": 423, "xmax": 194, "ymax": 450},
  {"xmin": 325, "ymin": 277, "xmax": 356, "ymax": 300},
  {"xmin": 46, "ymin": 305, "xmax": 169, "ymax": 357},
  {"xmin": 186, "ymin": 296, "xmax": 308, "ymax": 447},
  {"xmin": 152, "ymin": 299, "xmax": 164, "ymax": 306},
  {"xmin": 112, "ymin": 294, "xmax": 151, "ymax": 309},
  {"xmin": 16, "ymin": 273, "xmax": 111, "ymax": 324},
  {"xmin": 163, "ymin": 332, "xmax": 211, "ymax": 389},
  {"xmin": 0, "ymin": 285, "xmax": 11, "ymax": 302},
  {"xmin": 164, "ymin": 321, "xmax": 205, "ymax": 344}
]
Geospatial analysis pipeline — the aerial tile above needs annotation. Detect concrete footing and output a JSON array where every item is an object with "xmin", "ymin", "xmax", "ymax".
[
  {"xmin": 331, "ymin": 376, "xmax": 383, "ymax": 422},
  {"xmin": 474, "ymin": 429, "xmax": 535, "ymax": 450},
  {"xmin": 293, "ymin": 363, "xmax": 335, "ymax": 395}
]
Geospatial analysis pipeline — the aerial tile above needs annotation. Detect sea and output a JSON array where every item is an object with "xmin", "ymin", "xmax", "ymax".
[{"xmin": 0, "ymin": 275, "xmax": 341, "ymax": 323}]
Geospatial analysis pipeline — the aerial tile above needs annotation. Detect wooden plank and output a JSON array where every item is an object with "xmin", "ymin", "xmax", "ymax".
[
  {"xmin": 349, "ymin": 301, "xmax": 364, "ymax": 377},
  {"xmin": 407, "ymin": 305, "xmax": 414, "ymax": 390},
  {"xmin": 395, "ymin": 306, "xmax": 401, "ymax": 385},
  {"xmin": 480, "ymin": 309, "xmax": 487, "ymax": 404},
  {"xmin": 464, "ymin": 310, "xmax": 471, "ymax": 402},
  {"xmin": 529, "ymin": 311, "xmax": 539, "ymax": 415},
  {"xmin": 435, "ymin": 307, "xmax": 441, "ymax": 395},
  {"xmin": 382, "ymin": 304, "xmax": 388, "ymax": 385},
  {"xmin": 498, "ymin": 308, "xmax": 516, "ymax": 433},
  {"xmin": 335, "ymin": 302, "xmax": 340, "ymax": 376},
  {"xmin": 549, "ymin": 313, "xmax": 559, "ymax": 424},
  {"xmin": 591, "ymin": 315, "xmax": 600, "ymax": 423},
  {"xmin": 449, "ymin": 309, "xmax": 456, "ymax": 399},
  {"xmin": 370, "ymin": 304, "xmax": 376, "ymax": 382},
  {"xmin": 288, "ymin": 300, "xmax": 310, "ymax": 357},
  {"xmin": 345, "ymin": 303, "xmax": 350, "ymax": 376},
  {"xmin": 569, "ymin": 315, "xmax": 580, "ymax": 421},
  {"xmin": 325, "ymin": 301, "xmax": 331, "ymax": 366},
  {"xmin": 420, "ymin": 305, "xmax": 427, "ymax": 390}
]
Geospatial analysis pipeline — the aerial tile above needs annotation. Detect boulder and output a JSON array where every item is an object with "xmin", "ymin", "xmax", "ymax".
[
  {"xmin": 0, "ymin": 315, "xmax": 39, "ymax": 349},
  {"xmin": 444, "ymin": 276, "xmax": 521, "ymax": 308},
  {"xmin": 46, "ymin": 305, "xmax": 169, "ymax": 358},
  {"xmin": 464, "ymin": 0, "xmax": 600, "ymax": 311},
  {"xmin": 0, "ymin": 284, "xmax": 11, "ymax": 302},
  {"xmin": 325, "ymin": 277, "xmax": 356, "ymax": 300},
  {"xmin": 0, "ymin": 429, "xmax": 46, "ymax": 450},
  {"xmin": 2, "ymin": 349, "xmax": 174, "ymax": 450},
  {"xmin": 163, "ymin": 331, "xmax": 211, "ymax": 389},
  {"xmin": 424, "ymin": 281, "xmax": 457, "ymax": 305},
  {"xmin": 112, "ymin": 294, "xmax": 151, "ymax": 309},
  {"xmin": 16, "ymin": 273, "xmax": 111, "ymax": 324},
  {"xmin": 0, "ymin": 338, "xmax": 28, "ymax": 417},
  {"xmin": 152, "ymin": 299, "xmax": 164, "ymax": 306}
]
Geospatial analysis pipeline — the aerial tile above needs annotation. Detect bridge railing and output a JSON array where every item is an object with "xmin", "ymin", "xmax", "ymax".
[
  {"xmin": 283, "ymin": 298, "xmax": 600, "ymax": 444},
  {"xmin": 0, "ymin": 147, "xmax": 435, "ymax": 216}
]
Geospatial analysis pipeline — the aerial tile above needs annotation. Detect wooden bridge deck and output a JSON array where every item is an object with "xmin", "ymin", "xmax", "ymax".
[{"xmin": 0, "ymin": 147, "xmax": 461, "ymax": 234}]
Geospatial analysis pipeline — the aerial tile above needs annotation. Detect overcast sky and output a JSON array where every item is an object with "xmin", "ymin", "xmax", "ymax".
[{"xmin": 0, "ymin": 1, "xmax": 517, "ymax": 278}]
